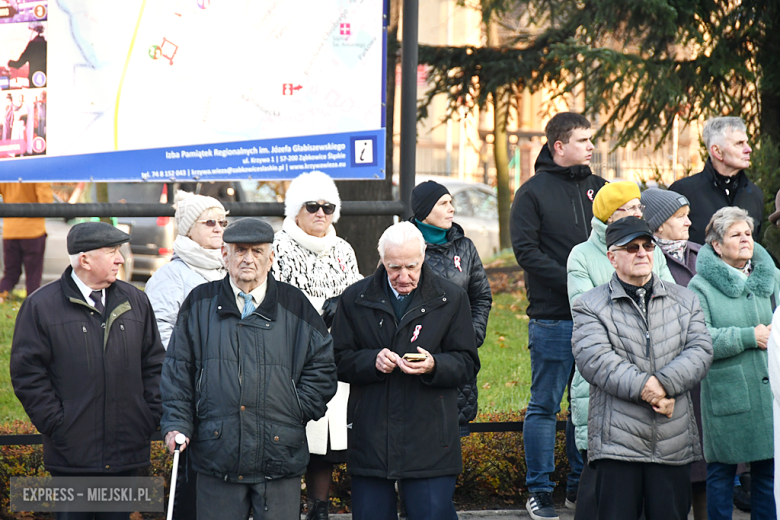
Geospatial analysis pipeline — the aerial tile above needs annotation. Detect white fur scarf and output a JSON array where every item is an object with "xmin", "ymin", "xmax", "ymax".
[{"xmin": 282, "ymin": 216, "xmax": 337, "ymax": 253}]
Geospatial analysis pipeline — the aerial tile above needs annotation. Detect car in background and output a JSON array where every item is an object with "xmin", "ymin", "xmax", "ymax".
[
  {"xmin": 396, "ymin": 175, "xmax": 500, "ymax": 260},
  {"xmin": 0, "ymin": 194, "xmax": 134, "ymax": 292}
]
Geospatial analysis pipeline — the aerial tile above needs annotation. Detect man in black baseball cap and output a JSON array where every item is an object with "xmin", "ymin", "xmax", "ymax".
[
  {"xmin": 605, "ymin": 215, "xmax": 655, "ymax": 250},
  {"xmin": 570, "ymin": 215, "xmax": 713, "ymax": 520},
  {"xmin": 161, "ymin": 217, "xmax": 337, "ymax": 520},
  {"xmin": 11, "ymin": 220, "xmax": 165, "ymax": 520}
]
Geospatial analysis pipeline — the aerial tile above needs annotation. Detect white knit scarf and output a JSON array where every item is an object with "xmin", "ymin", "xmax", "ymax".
[
  {"xmin": 282, "ymin": 216, "xmax": 338, "ymax": 253},
  {"xmin": 173, "ymin": 235, "xmax": 226, "ymax": 281}
]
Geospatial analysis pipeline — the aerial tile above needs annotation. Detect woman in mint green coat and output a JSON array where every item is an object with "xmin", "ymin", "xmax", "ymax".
[
  {"xmin": 566, "ymin": 181, "xmax": 674, "ymax": 517},
  {"xmin": 688, "ymin": 206, "xmax": 780, "ymax": 520}
]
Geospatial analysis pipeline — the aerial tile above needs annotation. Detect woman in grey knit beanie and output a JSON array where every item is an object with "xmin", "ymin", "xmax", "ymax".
[
  {"xmin": 641, "ymin": 187, "xmax": 707, "ymax": 519},
  {"xmin": 642, "ymin": 188, "xmax": 700, "ymax": 287}
]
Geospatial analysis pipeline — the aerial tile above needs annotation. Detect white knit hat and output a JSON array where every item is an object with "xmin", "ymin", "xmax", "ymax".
[
  {"xmin": 174, "ymin": 191, "xmax": 226, "ymax": 236},
  {"xmin": 284, "ymin": 171, "xmax": 341, "ymax": 223}
]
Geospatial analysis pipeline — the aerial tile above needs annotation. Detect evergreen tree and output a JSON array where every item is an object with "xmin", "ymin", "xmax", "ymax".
[
  {"xmin": 419, "ymin": 0, "xmax": 780, "ymax": 147},
  {"xmin": 418, "ymin": 0, "xmax": 780, "ymax": 250}
]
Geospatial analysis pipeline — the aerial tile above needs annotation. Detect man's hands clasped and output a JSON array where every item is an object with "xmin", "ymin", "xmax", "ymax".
[{"xmin": 642, "ymin": 375, "xmax": 674, "ymax": 418}]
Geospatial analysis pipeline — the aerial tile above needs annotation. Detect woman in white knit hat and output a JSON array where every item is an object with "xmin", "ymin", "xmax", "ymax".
[
  {"xmin": 147, "ymin": 191, "xmax": 228, "ymax": 348},
  {"xmin": 145, "ymin": 191, "xmax": 227, "ymax": 520},
  {"xmin": 273, "ymin": 171, "xmax": 361, "ymax": 520}
]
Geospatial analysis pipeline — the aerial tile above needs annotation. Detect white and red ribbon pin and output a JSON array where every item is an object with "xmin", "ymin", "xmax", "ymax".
[
  {"xmin": 453, "ymin": 256, "xmax": 462, "ymax": 272},
  {"xmin": 411, "ymin": 325, "xmax": 422, "ymax": 342},
  {"xmin": 337, "ymin": 258, "xmax": 347, "ymax": 272}
]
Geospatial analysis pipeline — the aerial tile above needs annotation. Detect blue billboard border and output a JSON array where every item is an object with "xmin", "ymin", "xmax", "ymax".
[
  {"xmin": 0, "ymin": 129, "xmax": 387, "ymax": 182},
  {"xmin": 381, "ymin": 0, "xmax": 388, "ymax": 130},
  {"xmin": 0, "ymin": 0, "xmax": 387, "ymax": 184}
]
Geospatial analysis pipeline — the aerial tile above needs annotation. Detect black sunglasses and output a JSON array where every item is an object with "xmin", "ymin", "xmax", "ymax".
[
  {"xmin": 613, "ymin": 242, "xmax": 656, "ymax": 254},
  {"xmin": 304, "ymin": 202, "xmax": 336, "ymax": 215},
  {"xmin": 196, "ymin": 219, "xmax": 228, "ymax": 228}
]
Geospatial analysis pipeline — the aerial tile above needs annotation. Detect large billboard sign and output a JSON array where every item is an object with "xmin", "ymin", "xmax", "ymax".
[{"xmin": 0, "ymin": 0, "xmax": 387, "ymax": 182}]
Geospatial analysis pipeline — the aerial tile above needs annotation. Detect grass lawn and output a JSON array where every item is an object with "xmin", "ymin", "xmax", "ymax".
[
  {"xmin": 477, "ymin": 291, "xmax": 532, "ymax": 413},
  {"xmin": 0, "ymin": 298, "xmax": 29, "ymax": 424}
]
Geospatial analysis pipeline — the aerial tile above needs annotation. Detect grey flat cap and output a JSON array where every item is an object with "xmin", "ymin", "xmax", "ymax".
[
  {"xmin": 67, "ymin": 222, "xmax": 131, "ymax": 254},
  {"xmin": 222, "ymin": 218, "xmax": 274, "ymax": 244}
]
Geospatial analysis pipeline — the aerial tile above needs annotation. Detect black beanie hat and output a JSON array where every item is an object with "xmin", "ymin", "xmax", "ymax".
[{"xmin": 411, "ymin": 181, "xmax": 450, "ymax": 222}]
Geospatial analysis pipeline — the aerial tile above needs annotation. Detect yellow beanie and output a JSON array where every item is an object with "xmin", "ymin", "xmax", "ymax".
[{"xmin": 592, "ymin": 181, "xmax": 641, "ymax": 223}]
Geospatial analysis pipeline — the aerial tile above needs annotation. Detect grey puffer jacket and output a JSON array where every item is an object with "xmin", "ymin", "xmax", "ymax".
[
  {"xmin": 421, "ymin": 222, "xmax": 492, "ymax": 425},
  {"xmin": 572, "ymin": 273, "xmax": 713, "ymax": 465}
]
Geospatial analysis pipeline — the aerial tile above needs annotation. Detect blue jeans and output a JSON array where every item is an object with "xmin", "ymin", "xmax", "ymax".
[
  {"xmin": 707, "ymin": 459, "xmax": 776, "ymax": 520},
  {"xmin": 524, "ymin": 319, "xmax": 582, "ymax": 494},
  {"xmin": 351, "ymin": 475, "xmax": 458, "ymax": 520}
]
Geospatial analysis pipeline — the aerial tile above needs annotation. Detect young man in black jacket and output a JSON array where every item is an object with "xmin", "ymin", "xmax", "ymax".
[
  {"xmin": 510, "ymin": 112, "xmax": 605, "ymax": 520},
  {"xmin": 669, "ymin": 116, "xmax": 764, "ymax": 246}
]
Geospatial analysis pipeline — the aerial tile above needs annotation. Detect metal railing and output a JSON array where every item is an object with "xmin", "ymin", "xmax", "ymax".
[
  {"xmin": 0, "ymin": 201, "xmax": 406, "ymax": 219},
  {"xmin": 0, "ymin": 421, "xmax": 567, "ymax": 446}
]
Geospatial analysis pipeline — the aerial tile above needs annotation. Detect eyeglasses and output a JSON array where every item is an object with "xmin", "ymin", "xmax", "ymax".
[
  {"xmin": 615, "ymin": 204, "xmax": 645, "ymax": 214},
  {"xmin": 196, "ymin": 219, "xmax": 228, "ymax": 228},
  {"xmin": 304, "ymin": 202, "xmax": 337, "ymax": 215},
  {"xmin": 613, "ymin": 242, "xmax": 656, "ymax": 254}
]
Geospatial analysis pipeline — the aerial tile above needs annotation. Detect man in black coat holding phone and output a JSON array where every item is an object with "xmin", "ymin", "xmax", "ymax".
[{"xmin": 332, "ymin": 221, "xmax": 479, "ymax": 520}]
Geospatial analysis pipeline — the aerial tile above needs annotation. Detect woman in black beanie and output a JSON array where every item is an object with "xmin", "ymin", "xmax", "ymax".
[{"xmin": 411, "ymin": 180, "xmax": 493, "ymax": 436}]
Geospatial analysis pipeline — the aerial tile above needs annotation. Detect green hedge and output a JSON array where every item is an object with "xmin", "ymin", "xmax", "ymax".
[{"xmin": 1, "ymin": 411, "xmax": 571, "ymax": 518}]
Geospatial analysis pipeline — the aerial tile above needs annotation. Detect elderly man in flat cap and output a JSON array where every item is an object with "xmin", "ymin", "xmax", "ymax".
[
  {"xmin": 11, "ymin": 221, "xmax": 166, "ymax": 520},
  {"xmin": 161, "ymin": 217, "xmax": 338, "ymax": 520}
]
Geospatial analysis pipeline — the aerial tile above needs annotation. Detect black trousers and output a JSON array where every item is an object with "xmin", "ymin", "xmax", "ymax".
[
  {"xmin": 593, "ymin": 459, "xmax": 691, "ymax": 520},
  {"xmin": 574, "ymin": 451, "xmax": 598, "ymax": 520}
]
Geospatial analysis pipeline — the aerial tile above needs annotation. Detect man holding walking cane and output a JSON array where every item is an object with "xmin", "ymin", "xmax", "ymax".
[{"xmin": 161, "ymin": 218, "xmax": 338, "ymax": 520}]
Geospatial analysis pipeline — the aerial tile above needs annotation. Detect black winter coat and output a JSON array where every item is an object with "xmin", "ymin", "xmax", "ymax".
[
  {"xmin": 510, "ymin": 146, "xmax": 606, "ymax": 319},
  {"xmin": 669, "ymin": 159, "xmax": 764, "ymax": 246},
  {"xmin": 332, "ymin": 264, "xmax": 479, "ymax": 479},
  {"xmin": 160, "ymin": 274, "xmax": 337, "ymax": 483},
  {"xmin": 10, "ymin": 268, "xmax": 165, "ymax": 473},
  {"xmin": 421, "ymin": 222, "xmax": 492, "ymax": 425}
]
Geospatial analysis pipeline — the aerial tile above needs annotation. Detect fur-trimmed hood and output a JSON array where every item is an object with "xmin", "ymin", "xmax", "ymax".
[{"xmin": 694, "ymin": 242, "xmax": 776, "ymax": 299}]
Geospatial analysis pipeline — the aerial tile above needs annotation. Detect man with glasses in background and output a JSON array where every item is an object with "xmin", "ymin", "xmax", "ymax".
[{"xmin": 570, "ymin": 217, "xmax": 713, "ymax": 520}]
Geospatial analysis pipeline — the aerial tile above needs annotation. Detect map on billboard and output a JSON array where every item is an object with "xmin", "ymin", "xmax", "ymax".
[{"xmin": 0, "ymin": 0, "xmax": 387, "ymax": 182}]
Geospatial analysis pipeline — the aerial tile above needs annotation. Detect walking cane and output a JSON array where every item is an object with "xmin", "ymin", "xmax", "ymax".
[{"xmin": 166, "ymin": 433, "xmax": 187, "ymax": 520}]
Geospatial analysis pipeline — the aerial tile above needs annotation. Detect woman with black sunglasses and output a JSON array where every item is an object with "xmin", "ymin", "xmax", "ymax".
[
  {"xmin": 145, "ymin": 191, "xmax": 228, "ymax": 520},
  {"xmin": 273, "ymin": 170, "xmax": 361, "ymax": 520}
]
